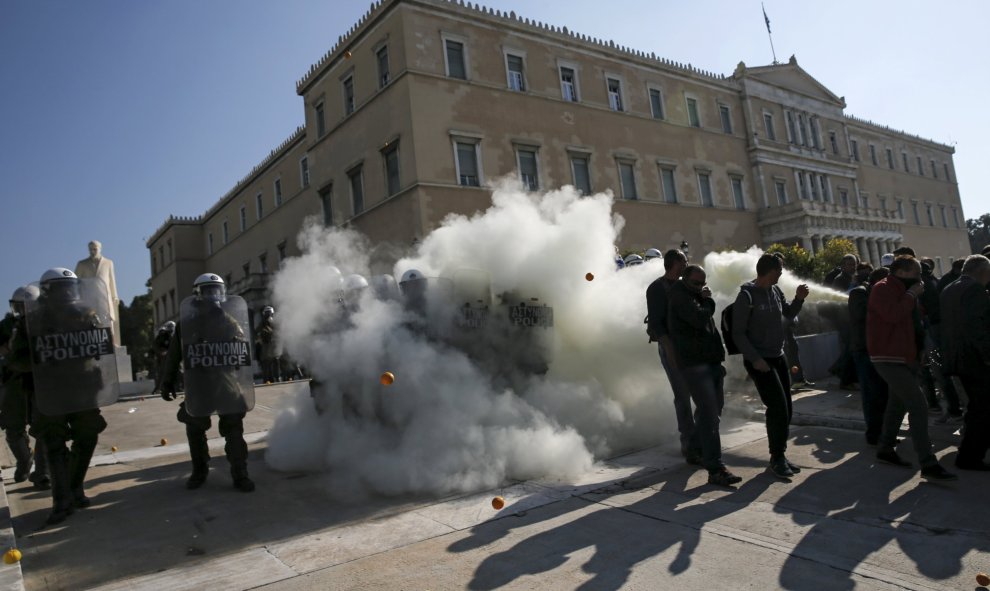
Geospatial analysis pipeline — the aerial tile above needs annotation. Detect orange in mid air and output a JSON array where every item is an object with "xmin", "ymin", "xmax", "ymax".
[
  {"xmin": 585, "ymin": 273, "xmax": 594, "ymax": 282},
  {"xmin": 380, "ymin": 371, "xmax": 395, "ymax": 386}
]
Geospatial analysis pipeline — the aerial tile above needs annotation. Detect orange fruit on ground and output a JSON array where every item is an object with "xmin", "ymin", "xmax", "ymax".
[
  {"xmin": 491, "ymin": 496, "xmax": 505, "ymax": 510},
  {"xmin": 380, "ymin": 371, "xmax": 395, "ymax": 386},
  {"xmin": 977, "ymin": 572, "xmax": 990, "ymax": 587},
  {"xmin": 111, "ymin": 446, "xmax": 118, "ymax": 453},
  {"xmin": 3, "ymin": 549, "xmax": 21, "ymax": 564},
  {"xmin": 160, "ymin": 438, "xmax": 168, "ymax": 446}
]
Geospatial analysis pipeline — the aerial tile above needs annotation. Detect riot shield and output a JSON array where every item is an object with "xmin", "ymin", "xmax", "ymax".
[
  {"xmin": 179, "ymin": 295, "xmax": 256, "ymax": 417},
  {"xmin": 26, "ymin": 277, "xmax": 119, "ymax": 415},
  {"xmin": 501, "ymin": 293, "xmax": 555, "ymax": 376},
  {"xmin": 452, "ymin": 269, "xmax": 492, "ymax": 330}
]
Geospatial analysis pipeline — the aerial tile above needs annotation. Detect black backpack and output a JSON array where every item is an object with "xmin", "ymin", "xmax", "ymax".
[{"xmin": 721, "ymin": 287, "xmax": 754, "ymax": 355}]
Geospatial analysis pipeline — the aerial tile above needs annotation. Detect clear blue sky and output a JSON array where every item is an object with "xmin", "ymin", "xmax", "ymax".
[{"xmin": 2, "ymin": 0, "xmax": 987, "ymax": 306}]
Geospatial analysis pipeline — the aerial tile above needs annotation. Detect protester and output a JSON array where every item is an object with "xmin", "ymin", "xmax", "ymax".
[
  {"xmin": 939, "ymin": 255, "xmax": 990, "ymax": 470},
  {"xmin": 731, "ymin": 254, "xmax": 809, "ymax": 479},
  {"xmin": 667, "ymin": 265, "xmax": 739, "ymax": 486},
  {"xmin": 867, "ymin": 256, "xmax": 956, "ymax": 480},
  {"xmin": 849, "ymin": 267, "xmax": 890, "ymax": 444},
  {"xmin": 831, "ymin": 254, "xmax": 859, "ymax": 292},
  {"xmin": 936, "ymin": 259, "xmax": 964, "ymax": 296}
]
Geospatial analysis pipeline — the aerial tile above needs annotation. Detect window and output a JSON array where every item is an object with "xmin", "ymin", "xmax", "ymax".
[
  {"xmin": 763, "ymin": 112, "xmax": 776, "ymax": 141},
  {"xmin": 300, "ymin": 156, "xmax": 310, "ymax": 188},
  {"xmin": 886, "ymin": 148, "xmax": 894, "ymax": 169},
  {"xmin": 896, "ymin": 199, "xmax": 904, "ymax": 219},
  {"xmin": 917, "ymin": 156, "xmax": 924, "ymax": 176},
  {"xmin": 660, "ymin": 167, "xmax": 678, "ymax": 204},
  {"xmin": 222, "ymin": 220, "xmax": 229, "ymax": 244},
  {"xmin": 940, "ymin": 205, "xmax": 948, "ymax": 227},
  {"xmin": 698, "ymin": 172, "xmax": 714, "ymax": 207},
  {"xmin": 860, "ymin": 193, "xmax": 870, "ymax": 209},
  {"xmin": 850, "ymin": 139, "xmax": 859, "ymax": 162},
  {"xmin": 879, "ymin": 195, "xmax": 887, "ymax": 215},
  {"xmin": 607, "ymin": 77, "xmax": 624, "ymax": 112},
  {"xmin": 242, "ymin": 262, "xmax": 250, "ymax": 279},
  {"xmin": 348, "ymin": 166, "xmax": 364, "ymax": 215},
  {"xmin": 377, "ymin": 46, "xmax": 390, "ymax": 88},
  {"xmin": 798, "ymin": 114, "xmax": 808, "ymax": 145},
  {"xmin": 315, "ymin": 102, "xmax": 326, "ymax": 137},
  {"xmin": 809, "ymin": 172, "xmax": 818, "ymax": 201},
  {"xmin": 731, "ymin": 177, "xmax": 745, "ymax": 210},
  {"xmin": 952, "ymin": 206, "xmax": 960, "ymax": 227},
  {"xmin": 166, "ymin": 239, "xmax": 172, "ymax": 262},
  {"xmin": 926, "ymin": 204, "xmax": 935, "ymax": 226},
  {"xmin": 208, "ymin": 232, "xmax": 214, "ymax": 255},
  {"xmin": 798, "ymin": 172, "xmax": 809, "ymax": 200},
  {"xmin": 618, "ymin": 160, "xmax": 637, "ymax": 200},
  {"xmin": 570, "ymin": 154, "xmax": 591, "ymax": 195},
  {"xmin": 444, "ymin": 39, "xmax": 466, "ymax": 79},
  {"xmin": 912, "ymin": 201, "xmax": 920, "ymax": 224},
  {"xmin": 455, "ymin": 141, "xmax": 481, "ymax": 187},
  {"xmin": 649, "ymin": 88, "xmax": 664, "ymax": 119},
  {"xmin": 506, "ymin": 54, "xmax": 525, "ymax": 91},
  {"xmin": 829, "ymin": 131, "xmax": 839, "ymax": 154},
  {"xmin": 517, "ymin": 148, "xmax": 539, "ymax": 191},
  {"xmin": 931, "ymin": 159, "xmax": 938, "ymax": 179},
  {"xmin": 319, "ymin": 185, "xmax": 333, "ymax": 226},
  {"xmin": 342, "ymin": 75, "xmax": 355, "ymax": 115},
  {"xmin": 274, "ymin": 178, "xmax": 283, "ymax": 207},
  {"xmin": 686, "ymin": 97, "xmax": 700, "ymax": 127},
  {"xmin": 819, "ymin": 175, "xmax": 830, "ymax": 203},
  {"xmin": 902, "ymin": 152, "xmax": 910, "ymax": 172},
  {"xmin": 259, "ymin": 253, "xmax": 268, "ymax": 274},
  {"xmin": 255, "ymin": 193, "xmax": 263, "ymax": 219},
  {"xmin": 277, "ymin": 241, "xmax": 287, "ymax": 263},
  {"xmin": 786, "ymin": 111, "xmax": 797, "ymax": 143},
  {"xmin": 810, "ymin": 118, "xmax": 821, "ymax": 149},
  {"xmin": 560, "ymin": 66, "xmax": 578, "ymax": 102},
  {"xmin": 383, "ymin": 142, "xmax": 400, "ymax": 196},
  {"xmin": 719, "ymin": 104, "xmax": 732, "ymax": 134},
  {"xmin": 158, "ymin": 245, "xmax": 164, "ymax": 269},
  {"xmin": 944, "ymin": 162, "xmax": 951, "ymax": 182},
  {"xmin": 151, "ymin": 252, "xmax": 157, "ymax": 275},
  {"xmin": 839, "ymin": 188, "xmax": 849, "ymax": 207},
  {"xmin": 775, "ymin": 180, "xmax": 788, "ymax": 205},
  {"xmin": 869, "ymin": 144, "xmax": 878, "ymax": 166},
  {"xmin": 239, "ymin": 205, "xmax": 246, "ymax": 231}
]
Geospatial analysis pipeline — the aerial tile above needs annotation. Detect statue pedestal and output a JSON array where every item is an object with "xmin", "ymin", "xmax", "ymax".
[{"xmin": 115, "ymin": 346, "xmax": 133, "ymax": 383}]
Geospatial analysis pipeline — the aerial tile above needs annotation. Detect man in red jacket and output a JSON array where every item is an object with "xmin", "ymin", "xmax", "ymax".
[{"xmin": 867, "ymin": 256, "xmax": 956, "ymax": 481}]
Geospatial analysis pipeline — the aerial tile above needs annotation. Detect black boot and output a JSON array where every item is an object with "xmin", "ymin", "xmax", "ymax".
[
  {"xmin": 231, "ymin": 465, "xmax": 255, "ymax": 492},
  {"xmin": 221, "ymin": 417, "xmax": 252, "ymax": 492},
  {"xmin": 7, "ymin": 433, "xmax": 32, "ymax": 483},
  {"xmin": 186, "ymin": 425, "xmax": 210, "ymax": 490},
  {"xmin": 68, "ymin": 435, "xmax": 98, "ymax": 509},
  {"xmin": 29, "ymin": 440, "xmax": 50, "ymax": 490},
  {"xmin": 45, "ymin": 443, "xmax": 74, "ymax": 525}
]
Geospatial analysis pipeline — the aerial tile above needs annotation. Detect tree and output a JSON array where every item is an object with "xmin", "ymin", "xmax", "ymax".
[
  {"xmin": 118, "ymin": 292, "xmax": 154, "ymax": 379},
  {"xmin": 812, "ymin": 237, "xmax": 859, "ymax": 281},
  {"xmin": 766, "ymin": 243, "xmax": 815, "ymax": 280},
  {"xmin": 967, "ymin": 214, "xmax": 990, "ymax": 254},
  {"xmin": 767, "ymin": 237, "xmax": 859, "ymax": 284}
]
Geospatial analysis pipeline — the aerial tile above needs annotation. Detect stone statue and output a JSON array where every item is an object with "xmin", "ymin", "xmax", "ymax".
[{"xmin": 75, "ymin": 240, "xmax": 121, "ymax": 346}]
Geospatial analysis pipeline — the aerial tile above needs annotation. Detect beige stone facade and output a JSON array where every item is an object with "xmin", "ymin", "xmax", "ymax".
[{"xmin": 147, "ymin": 0, "xmax": 970, "ymax": 327}]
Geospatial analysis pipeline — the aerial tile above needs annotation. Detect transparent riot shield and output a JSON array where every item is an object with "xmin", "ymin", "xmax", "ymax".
[
  {"xmin": 179, "ymin": 295, "xmax": 256, "ymax": 417},
  {"xmin": 502, "ymin": 293, "xmax": 555, "ymax": 376},
  {"xmin": 26, "ymin": 277, "xmax": 119, "ymax": 415}
]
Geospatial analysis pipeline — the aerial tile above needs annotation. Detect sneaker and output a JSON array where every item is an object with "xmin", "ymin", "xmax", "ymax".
[
  {"xmin": 708, "ymin": 469, "xmax": 742, "ymax": 487},
  {"xmin": 769, "ymin": 456, "xmax": 794, "ymax": 479},
  {"xmin": 955, "ymin": 460, "xmax": 990, "ymax": 471},
  {"xmin": 921, "ymin": 464, "xmax": 958, "ymax": 481},
  {"xmin": 785, "ymin": 459, "xmax": 802, "ymax": 474},
  {"xmin": 684, "ymin": 451, "xmax": 703, "ymax": 466},
  {"xmin": 876, "ymin": 450, "xmax": 912, "ymax": 468}
]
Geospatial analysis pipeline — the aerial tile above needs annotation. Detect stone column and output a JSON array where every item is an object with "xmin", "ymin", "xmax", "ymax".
[
  {"xmin": 856, "ymin": 237, "xmax": 869, "ymax": 262},
  {"xmin": 811, "ymin": 235, "xmax": 823, "ymax": 255},
  {"xmin": 800, "ymin": 236, "xmax": 813, "ymax": 252},
  {"xmin": 867, "ymin": 239, "xmax": 880, "ymax": 266}
]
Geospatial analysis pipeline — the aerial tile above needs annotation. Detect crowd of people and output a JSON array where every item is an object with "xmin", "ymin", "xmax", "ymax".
[{"xmin": 647, "ymin": 244, "xmax": 990, "ymax": 487}]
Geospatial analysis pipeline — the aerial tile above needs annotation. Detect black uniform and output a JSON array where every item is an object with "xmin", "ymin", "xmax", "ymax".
[
  {"xmin": 0, "ymin": 313, "xmax": 48, "ymax": 487},
  {"xmin": 256, "ymin": 316, "xmax": 280, "ymax": 383},
  {"xmin": 161, "ymin": 304, "xmax": 253, "ymax": 492},
  {"xmin": 28, "ymin": 297, "xmax": 108, "ymax": 524}
]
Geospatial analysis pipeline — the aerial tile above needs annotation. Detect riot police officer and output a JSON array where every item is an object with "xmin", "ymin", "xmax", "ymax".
[
  {"xmin": 28, "ymin": 269, "xmax": 116, "ymax": 524},
  {"xmin": 257, "ymin": 306, "xmax": 280, "ymax": 383},
  {"xmin": 1, "ymin": 285, "xmax": 49, "ymax": 489},
  {"xmin": 161, "ymin": 274, "xmax": 256, "ymax": 492},
  {"xmin": 152, "ymin": 321, "xmax": 175, "ymax": 394}
]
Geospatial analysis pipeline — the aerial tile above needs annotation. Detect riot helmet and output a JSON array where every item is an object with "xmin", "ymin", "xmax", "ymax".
[
  {"xmin": 40, "ymin": 268, "xmax": 81, "ymax": 303},
  {"xmin": 644, "ymin": 248, "xmax": 662, "ymax": 261},
  {"xmin": 193, "ymin": 273, "xmax": 226, "ymax": 304},
  {"xmin": 9, "ymin": 284, "xmax": 40, "ymax": 317},
  {"xmin": 399, "ymin": 269, "xmax": 424, "ymax": 284},
  {"xmin": 262, "ymin": 305, "xmax": 275, "ymax": 319},
  {"xmin": 623, "ymin": 254, "xmax": 644, "ymax": 267},
  {"xmin": 370, "ymin": 274, "xmax": 400, "ymax": 301},
  {"xmin": 163, "ymin": 320, "xmax": 176, "ymax": 334}
]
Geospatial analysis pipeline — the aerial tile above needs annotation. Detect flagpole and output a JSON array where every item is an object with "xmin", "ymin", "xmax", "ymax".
[{"xmin": 762, "ymin": 3, "xmax": 778, "ymax": 64}]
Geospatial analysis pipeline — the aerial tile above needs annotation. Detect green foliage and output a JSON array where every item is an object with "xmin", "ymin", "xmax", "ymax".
[
  {"xmin": 766, "ymin": 243, "xmax": 815, "ymax": 280},
  {"xmin": 968, "ymin": 214, "xmax": 990, "ymax": 254},
  {"xmin": 118, "ymin": 292, "xmax": 155, "ymax": 379},
  {"xmin": 813, "ymin": 238, "xmax": 859, "ymax": 281},
  {"xmin": 766, "ymin": 238, "xmax": 858, "ymax": 284}
]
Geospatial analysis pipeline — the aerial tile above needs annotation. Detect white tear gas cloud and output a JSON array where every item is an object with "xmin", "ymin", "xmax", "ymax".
[{"xmin": 265, "ymin": 180, "xmax": 846, "ymax": 498}]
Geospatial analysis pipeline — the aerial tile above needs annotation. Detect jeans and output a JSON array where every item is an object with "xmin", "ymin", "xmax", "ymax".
[
  {"xmin": 957, "ymin": 372, "xmax": 990, "ymax": 465},
  {"xmin": 744, "ymin": 355, "xmax": 793, "ymax": 457},
  {"xmin": 873, "ymin": 363, "xmax": 937, "ymax": 468},
  {"xmin": 659, "ymin": 343, "xmax": 698, "ymax": 452},
  {"xmin": 851, "ymin": 350, "xmax": 889, "ymax": 443},
  {"xmin": 680, "ymin": 363, "xmax": 726, "ymax": 473}
]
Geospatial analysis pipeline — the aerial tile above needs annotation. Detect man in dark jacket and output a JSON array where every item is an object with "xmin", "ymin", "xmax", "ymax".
[
  {"xmin": 867, "ymin": 256, "xmax": 955, "ymax": 480},
  {"xmin": 667, "ymin": 265, "xmax": 739, "ymax": 487},
  {"xmin": 918, "ymin": 259, "xmax": 962, "ymax": 419},
  {"xmin": 732, "ymin": 254, "xmax": 808, "ymax": 479},
  {"xmin": 645, "ymin": 249, "xmax": 699, "ymax": 463},
  {"xmin": 936, "ymin": 259, "xmax": 964, "ymax": 296},
  {"xmin": 940, "ymin": 255, "xmax": 990, "ymax": 470},
  {"xmin": 849, "ymin": 267, "xmax": 889, "ymax": 444},
  {"xmin": 831, "ymin": 254, "xmax": 859, "ymax": 293}
]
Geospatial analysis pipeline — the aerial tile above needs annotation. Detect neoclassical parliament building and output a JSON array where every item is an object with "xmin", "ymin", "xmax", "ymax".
[{"xmin": 147, "ymin": 0, "xmax": 970, "ymax": 326}]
